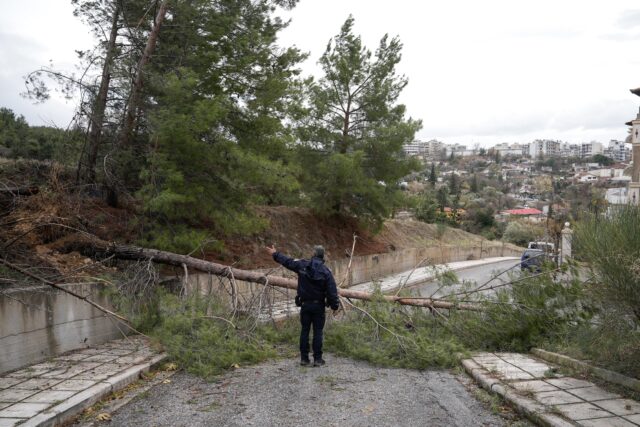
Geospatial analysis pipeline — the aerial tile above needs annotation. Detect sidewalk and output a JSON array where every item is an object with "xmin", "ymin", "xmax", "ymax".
[
  {"xmin": 0, "ymin": 336, "xmax": 166, "ymax": 427},
  {"xmin": 462, "ymin": 352, "xmax": 640, "ymax": 426}
]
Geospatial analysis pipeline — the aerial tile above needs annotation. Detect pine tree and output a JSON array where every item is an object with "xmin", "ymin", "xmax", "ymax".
[
  {"xmin": 449, "ymin": 172, "xmax": 460, "ymax": 196},
  {"xmin": 470, "ymin": 174, "xmax": 479, "ymax": 193},
  {"xmin": 428, "ymin": 163, "xmax": 437, "ymax": 187},
  {"xmin": 300, "ymin": 15, "xmax": 421, "ymax": 223},
  {"xmin": 137, "ymin": 0, "xmax": 306, "ymax": 250},
  {"xmin": 436, "ymin": 187, "xmax": 449, "ymax": 213}
]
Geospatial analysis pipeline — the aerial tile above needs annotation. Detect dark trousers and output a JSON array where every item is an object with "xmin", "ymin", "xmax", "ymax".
[{"xmin": 300, "ymin": 302, "xmax": 326, "ymax": 360}]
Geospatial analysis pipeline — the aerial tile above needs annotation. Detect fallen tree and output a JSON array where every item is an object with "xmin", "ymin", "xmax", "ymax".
[
  {"xmin": 0, "ymin": 186, "xmax": 39, "ymax": 196},
  {"xmin": 71, "ymin": 238, "xmax": 480, "ymax": 312}
]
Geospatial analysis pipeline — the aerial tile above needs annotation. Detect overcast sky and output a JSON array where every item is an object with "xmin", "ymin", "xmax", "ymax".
[{"xmin": 2, "ymin": 0, "xmax": 640, "ymax": 146}]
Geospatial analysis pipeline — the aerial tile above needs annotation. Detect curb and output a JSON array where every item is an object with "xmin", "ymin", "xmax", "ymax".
[
  {"xmin": 461, "ymin": 359, "xmax": 574, "ymax": 427},
  {"xmin": 22, "ymin": 353, "xmax": 168, "ymax": 427},
  {"xmin": 531, "ymin": 348, "xmax": 640, "ymax": 394}
]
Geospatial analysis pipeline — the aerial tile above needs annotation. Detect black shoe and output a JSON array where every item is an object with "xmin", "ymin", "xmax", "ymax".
[
  {"xmin": 300, "ymin": 358, "xmax": 311, "ymax": 366},
  {"xmin": 313, "ymin": 358, "xmax": 326, "ymax": 367}
]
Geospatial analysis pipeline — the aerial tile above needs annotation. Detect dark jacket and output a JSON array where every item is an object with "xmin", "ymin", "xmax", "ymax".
[{"xmin": 272, "ymin": 252, "xmax": 339, "ymax": 310}]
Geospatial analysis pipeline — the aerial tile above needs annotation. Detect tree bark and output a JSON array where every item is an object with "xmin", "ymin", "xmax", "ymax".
[
  {"xmin": 117, "ymin": 0, "xmax": 169, "ymax": 149},
  {"xmin": 0, "ymin": 186, "xmax": 39, "ymax": 196},
  {"xmin": 75, "ymin": 239, "xmax": 481, "ymax": 311},
  {"xmin": 78, "ymin": 0, "xmax": 121, "ymax": 184}
]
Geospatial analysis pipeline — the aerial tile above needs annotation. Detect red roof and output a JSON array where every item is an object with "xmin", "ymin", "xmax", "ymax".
[{"xmin": 502, "ymin": 208, "xmax": 543, "ymax": 215}]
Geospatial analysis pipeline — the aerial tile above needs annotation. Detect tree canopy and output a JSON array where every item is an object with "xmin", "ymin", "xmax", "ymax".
[
  {"xmin": 298, "ymin": 16, "xmax": 421, "ymax": 223},
  {"xmin": 12, "ymin": 6, "xmax": 422, "ymax": 251}
]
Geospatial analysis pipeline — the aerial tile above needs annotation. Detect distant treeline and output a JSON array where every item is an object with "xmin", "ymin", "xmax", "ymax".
[{"xmin": 0, "ymin": 107, "xmax": 83, "ymax": 163}]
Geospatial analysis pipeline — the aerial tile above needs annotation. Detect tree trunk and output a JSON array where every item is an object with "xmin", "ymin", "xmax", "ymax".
[
  {"xmin": 74, "ymin": 239, "xmax": 480, "ymax": 311},
  {"xmin": 78, "ymin": 0, "xmax": 121, "ymax": 184},
  {"xmin": 0, "ymin": 186, "xmax": 39, "ymax": 196},
  {"xmin": 116, "ymin": 0, "xmax": 169, "ymax": 149}
]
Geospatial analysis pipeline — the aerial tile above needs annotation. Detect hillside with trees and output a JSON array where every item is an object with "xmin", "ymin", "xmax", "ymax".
[{"xmin": 6, "ymin": 2, "xmax": 422, "ymax": 254}]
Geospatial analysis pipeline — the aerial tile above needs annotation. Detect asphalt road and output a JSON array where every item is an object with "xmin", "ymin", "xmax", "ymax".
[
  {"xmin": 414, "ymin": 259, "xmax": 522, "ymax": 299},
  {"xmin": 103, "ymin": 356, "xmax": 508, "ymax": 427}
]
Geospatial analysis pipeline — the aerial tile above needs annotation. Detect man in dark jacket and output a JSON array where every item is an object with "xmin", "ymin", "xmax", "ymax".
[{"xmin": 266, "ymin": 245, "xmax": 339, "ymax": 367}]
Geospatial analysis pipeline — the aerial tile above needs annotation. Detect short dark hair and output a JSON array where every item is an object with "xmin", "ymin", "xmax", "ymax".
[{"xmin": 313, "ymin": 245, "xmax": 325, "ymax": 259}]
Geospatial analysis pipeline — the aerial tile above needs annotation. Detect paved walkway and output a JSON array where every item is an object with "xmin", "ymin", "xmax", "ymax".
[
  {"xmin": 463, "ymin": 352, "xmax": 640, "ymax": 426},
  {"xmin": 0, "ymin": 336, "xmax": 165, "ymax": 427}
]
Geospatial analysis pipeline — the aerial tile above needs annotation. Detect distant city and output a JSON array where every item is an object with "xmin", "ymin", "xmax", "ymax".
[{"xmin": 403, "ymin": 139, "xmax": 631, "ymax": 163}]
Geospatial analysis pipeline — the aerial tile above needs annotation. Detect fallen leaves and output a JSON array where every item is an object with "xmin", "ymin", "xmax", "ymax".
[
  {"xmin": 96, "ymin": 412, "xmax": 111, "ymax": 421},
  {"xmin": 164, "ymin": 362, "xmax": 178, "ymax": 371}
]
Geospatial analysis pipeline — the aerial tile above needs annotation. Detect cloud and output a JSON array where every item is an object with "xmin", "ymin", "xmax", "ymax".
[
  {"xmin": 419, "ymin": 98, "xmax": 636, "ymax": 145},
  {"xmin": 617, "ymin": 9, "xmax": 640, "ymax": 29}
]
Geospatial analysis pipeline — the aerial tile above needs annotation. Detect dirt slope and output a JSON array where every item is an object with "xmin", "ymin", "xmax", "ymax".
[{"xmin": 0, "ymin": 160, "xmax": 504, "ymax": 272}]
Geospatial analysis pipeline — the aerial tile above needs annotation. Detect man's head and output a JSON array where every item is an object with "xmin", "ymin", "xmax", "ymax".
[{"xmin": 313, "ymin": 245, "xmax": 325, "ymax": 259}]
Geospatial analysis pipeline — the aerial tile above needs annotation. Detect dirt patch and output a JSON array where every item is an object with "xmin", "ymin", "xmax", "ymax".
[{"xmin": 211, "ymin": 206, "xmax": 388, "ymax": 268}]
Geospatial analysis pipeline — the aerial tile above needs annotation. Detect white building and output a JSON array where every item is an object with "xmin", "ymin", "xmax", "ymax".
[
  {"xmin": 528, "ymin": 139, "xmax": 560, "ymax": 158},
  {"xmin": 403, "ymin": 139, "xmax": 445, "ymax": 162},
  {"xmin": 604, "ymin": 139, "xmax": 630, "ymax": 162},
  {"xmin": 494, "ymin": 143, "xmax": 525, "ymax": 157},
  {"xmin": 580, "ymin": 141, "xmax": 604, "ymax": 158},
  {"xmin": 445, "ymin": 143, "xmax": 475, "ymax": 157},
  {"xmin": 578, "ymin": 174, "xmax": 599, "ymax": 183},
  {"xmin": 559, "ymin": 142, "xmax": 580, "ymax": 158}
]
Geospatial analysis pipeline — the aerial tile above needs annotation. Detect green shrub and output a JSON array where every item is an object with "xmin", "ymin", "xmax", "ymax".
[{"xmin": 447, "ymin": 266, "xmax": 591, "ymax": 352}]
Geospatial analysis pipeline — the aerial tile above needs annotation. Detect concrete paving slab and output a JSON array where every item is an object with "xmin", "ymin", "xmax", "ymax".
[
  {"xmin": 74, "ymin": 363, "xmax": 126, "ymax": 380},
  {"xmin": 5, "ymin": 366, "xmax": 51, "ymax": 379},
  {"xmin": 516, "ymin": 362, "xmax": 553, "ymax": 371},
  {"xmin": 594, "ymin": 399, "xmax": 640, "ymax": 416},
  {"xmin": 555, "ymin": 402, "xmax": 614, "ymax": 421},
  {"xmin": 102, "ymin": 348, "xmax": 134, "ymax": 356},
  {"xmin": 0, "ymin": 418, "xmax": 26, "ymax": 427},
  {"xmin": 83, "ymin": 354, "xmax": 119, "ymax": 363},
  {"xmin": 76, "ymin": 348, "xmax": 106, "ymax": 356},
  {"xmin": 113, "ymin": 354, "xmax": 148, "ymax": 365},
  {"xmin": 624, "ymin": 413, "xmax": 640, "ymax": 424},
  {"xmin": 12, "ymin": 378, "xmax": 61, "ymax": 391},
  {"xmin": 50, "ymin": 379, "xmax": 98, "ymax": 391},
  {"xmin": 578, "ymin": 416, "xmax": 636, "ymax": 427},
  {"xmin": 546, "ymin": 377, "xmax": 594, "ymax": 390},
  {"xmin": 511, "ymin": 380, "xmax": 559, "ymax": 393},
  {"xmin": 23, "ymin": 389, "xmax": 76, "ymax": 404},
  {"xmin": 39, "ymin": 361, "xmax": 103, "ymax": 380},
  {"xmin": 535, "ymin": 389, "xmax": 583, "ymax": 405},
  {"xmin": 0, "ymin": 389, "xmax": 38, "ymax": 403},
  {"xmin": 502, "ymin": 371, "xmax": 535, "ymax": 380},
  {"xmin": 0, "ymin": 402, "xmax": 50, "ymax": 418},
  {"xmin": 55, "ymin": 353, "xmax": 91, "ymax": 362},
  {"xmin": 0, "ymin": 378, "xmax": 25, "ymax": 389},
  {"xmin": 568, "ymin": 386, "xmax": 620, "ymax": 402},
  {"xmin": 0, "ymin": 336, "xmax": 165, "ymax": 427}
]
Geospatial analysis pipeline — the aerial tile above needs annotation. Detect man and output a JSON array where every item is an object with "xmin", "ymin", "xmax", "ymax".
[{"xmin": 266, "ymin": 245, "xmax": 339, "ymax": 367}]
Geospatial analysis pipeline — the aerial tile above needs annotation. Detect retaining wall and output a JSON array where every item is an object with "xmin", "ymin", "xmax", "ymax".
[
  {"xmin": 188, "ymin": 242, "xmax": 523, "ymax": 304},
  {"xmin": 0, "ymin": 283, "xmax": 124, "ymax": 374}
]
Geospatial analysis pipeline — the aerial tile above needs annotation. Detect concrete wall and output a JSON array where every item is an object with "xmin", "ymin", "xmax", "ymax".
[
  {"xmin": 0, "ymin": 283, "xmax": 124, "ymax": 374},
  {"xmin": 188, "ymin": 242, "xmax": 523, "ymax": 305}
]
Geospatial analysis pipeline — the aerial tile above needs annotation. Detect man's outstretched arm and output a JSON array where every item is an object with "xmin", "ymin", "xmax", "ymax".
[{"xmin": 265, "ymin": 245, "xmax": 303, "ymax": 273}]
